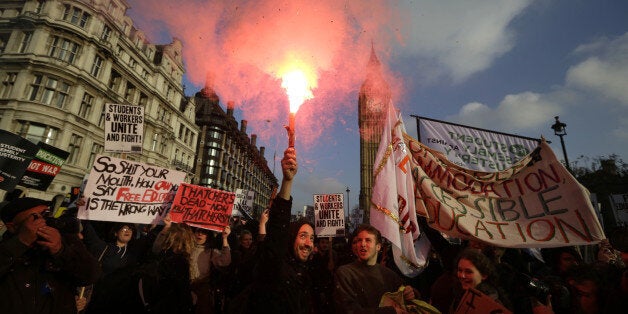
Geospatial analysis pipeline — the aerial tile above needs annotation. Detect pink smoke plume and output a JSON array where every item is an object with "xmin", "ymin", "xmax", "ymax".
[{"xmin": 127, "ymin": 0, "xmax": 405, "ymax": 150}]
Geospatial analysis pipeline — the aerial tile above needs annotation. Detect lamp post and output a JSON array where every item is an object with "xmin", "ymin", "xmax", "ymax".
[
  {"xmin": 551, "ymin": 116, "xmax": 571, "ymax": 172},
  {"xmin": 346, "ymin": 186, "xmax": 350, "ymax": 230}
]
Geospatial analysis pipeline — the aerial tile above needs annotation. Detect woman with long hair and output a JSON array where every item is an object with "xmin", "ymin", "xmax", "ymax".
[
  {"xmin": 149, "ymin": 222, "xmax": 196, "ymax": 313},
  {"xmin": 451, "ymin": 248, "xmax": 513, "ymax": 312}
]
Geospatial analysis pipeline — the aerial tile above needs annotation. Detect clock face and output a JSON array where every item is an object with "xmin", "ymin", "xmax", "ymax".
[{"xmin": 366, "ymin": 98, "xmax": 382, "ymax": 112}]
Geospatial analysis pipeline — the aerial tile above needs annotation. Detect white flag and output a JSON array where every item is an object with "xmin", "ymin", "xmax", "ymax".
[{"xmin": 370, "ymin": 101, "xmax": 431, "ymax": 277}]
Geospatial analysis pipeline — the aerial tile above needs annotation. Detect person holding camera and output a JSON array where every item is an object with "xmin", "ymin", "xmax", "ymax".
[{"xmin": 0, "ymin": 197, "xmax": 101, "ymax": 314}]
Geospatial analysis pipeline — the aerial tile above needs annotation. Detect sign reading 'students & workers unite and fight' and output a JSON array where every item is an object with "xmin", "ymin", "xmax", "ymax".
[
  {"xmin": 104, "ymin": 103, "xmax": 144, "ymax": 153},
  {"xmin": 313, "ymin": 193, "xmax": 345, "ymax": 237}
]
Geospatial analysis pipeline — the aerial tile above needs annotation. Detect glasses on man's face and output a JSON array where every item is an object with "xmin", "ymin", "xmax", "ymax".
[
  {"xmin": 119, "ymin": 227, "xmax": 133, "ymax": 232},
  {"xmin": 30, "ymin": 209, "xmax": 51, "ymax": 221}
]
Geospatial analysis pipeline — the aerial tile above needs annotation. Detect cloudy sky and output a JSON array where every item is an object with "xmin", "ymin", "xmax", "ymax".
[{"xmin": 127, "ymin": 0, "xmax": 628, "ymax": 215}]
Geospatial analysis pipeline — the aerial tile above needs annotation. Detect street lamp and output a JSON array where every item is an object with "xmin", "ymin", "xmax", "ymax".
[
  {"xmin": 346, "ymin": 186, "xmax": 350, "ymax": 231},
  {"xmin": 551, "ymin": 116, "xmax": 571, "ymax": 172},
  {"xmin": 346, "ymin": 186, "xmax": 350, "ymax": 213}
]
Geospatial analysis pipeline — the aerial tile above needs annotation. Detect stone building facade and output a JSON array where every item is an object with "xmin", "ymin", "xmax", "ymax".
[
  {"xmin": 0, "ymin": 0, "xmax": 198, "ymax": 200},
  {"xmin": 194, "ymin": 86, "xmax": 278, "ymax": 218}
]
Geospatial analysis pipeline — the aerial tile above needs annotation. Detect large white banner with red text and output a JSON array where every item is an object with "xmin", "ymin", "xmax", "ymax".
[
  {"xmin": 404, "ymin": 134, "xmax": 605, "ymax": 247},
  {"xmin": 78, "ymin": 155, "xmax": 185, "ymax": 224}
]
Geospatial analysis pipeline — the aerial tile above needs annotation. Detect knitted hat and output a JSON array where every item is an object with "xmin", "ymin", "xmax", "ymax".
[{"xmin": 0, "ymin": 197, "xmax": 50, "ymax": 223}]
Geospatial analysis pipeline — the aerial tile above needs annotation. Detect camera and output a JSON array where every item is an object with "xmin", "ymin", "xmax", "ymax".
[
  {"xmin": 523, "ymin": 275, "xmax": 551, "ymax": 302},
  {"xmin": 520, "ymin": 273, "xmax": 570, "ymax": 308}
]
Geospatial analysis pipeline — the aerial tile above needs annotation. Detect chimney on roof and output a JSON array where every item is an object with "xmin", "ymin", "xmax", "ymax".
[
  {"xmin": 240, "ymin": 120, "xmax": 247, "ymax": 133},
  {"xmin": 260, "ymin": 147, "xmax": 265, "ymax": 158},
  {"xmin": 227, "ymin": 101, "xmax": 234, "ymax": 117},
  {"xmin": 251, "ymin": 134, "xmax": 257, "ymax": 147}
]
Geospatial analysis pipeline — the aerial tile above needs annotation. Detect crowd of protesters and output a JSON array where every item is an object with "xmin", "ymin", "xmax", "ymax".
[{"xmin": 2, "ymin": 147, "xmax": 628, "ymax": 314}]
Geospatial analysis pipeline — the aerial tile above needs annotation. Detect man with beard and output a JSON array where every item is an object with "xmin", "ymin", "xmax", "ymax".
[
  {"xmin": 334, "ymin": 224, "xmax": 417, "ymax": 314},
  {"xmin": 230, "ymin": 147, "xmax": 316, "ymax": 314}
]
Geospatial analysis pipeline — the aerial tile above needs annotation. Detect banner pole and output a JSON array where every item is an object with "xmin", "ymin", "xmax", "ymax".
[{"xmin": 410, "ymin": 114, "xmax": 421, "ymax": 142}]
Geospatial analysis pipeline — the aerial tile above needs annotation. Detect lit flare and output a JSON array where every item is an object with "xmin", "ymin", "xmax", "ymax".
[{"xmin": 279, "ymin": 63, "xmax": 316, "ymax": 147}]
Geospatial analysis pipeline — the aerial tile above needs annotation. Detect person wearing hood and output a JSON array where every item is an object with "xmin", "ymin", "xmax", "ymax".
[
  {"xmin": 80, "ymin": 218, "xmax": 158, "ymax": 313},
  {"xmin": 230, "ymin": 147, "xmax": 316, "ymax": 314}
]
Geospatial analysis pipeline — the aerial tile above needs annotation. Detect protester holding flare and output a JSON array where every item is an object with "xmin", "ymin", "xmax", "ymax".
[{"xmin": 230, "ymin": 147, "xmax": 316, "ymax": 314}]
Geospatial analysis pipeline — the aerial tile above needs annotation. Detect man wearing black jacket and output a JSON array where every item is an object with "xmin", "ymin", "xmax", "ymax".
[
  {"xmin": 0, "ymin": 197, "xmax": 101, "ymax": 314},
  {"xmin": 231, "ymin": 147, "xmax": 316, "ymax": 314}
]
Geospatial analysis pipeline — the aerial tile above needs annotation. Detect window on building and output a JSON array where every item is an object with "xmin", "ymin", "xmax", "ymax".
[
  {"xmin": 67, "ymin": 134, "xmax": 83, "ymax": 164},
  {"xmin": 63, "ymin": 5, "xmax": 91, "ymax": 28},
  {"xmin": 1, "ymin": 72, "xmax": 17, "ymax": 98},
  {"xmin": 0, "ymin": 32, "xmax": 9, "ymax": 53},
  {"xmin": 101, "ymin": 25, "xmax": 111, "ymax": 41},
  {"xmin": 98, "ymin": 109, "xmax": 105, "ymax": 127},
  {"xmin": 125, "ymin": 82, "xmax": 135, "ymax": 103},
  {"xmin": 28, "ymin": 74, "xmax": 71, "ymax": 108},
  {"xmin": 35, "ymin": 0, "xmax": 45, "ymax": 14},
  {"xmin": 78, "ymin": 93, "xmax": 93, "ymax": 118},
  {"xmin": 139, "ymin": 93, "xmax": 148, "ymax": 106},
  {"xmin": 18, "ymin": 31, "xmax": 32, "ymax": 53},
  {"xmin": 178, "ymin": 124, "xmax": 184, "ymax": 139},
  {"xmin": 108, "ymin": 70, "xmax": 121, "ymax": 92},
  {"xmin": 159, "ymin": 139, "xmax": 166, "ymax": 154},
  {"xmin": 87, "ymin": 143, "xmax": 103, "ymax": 168},
  {"xmin": 90, "ymin": 55, "xmax": 103, "ymax": 77},
  {"xmin": 151, "ymin": 133, "xmax": 158, "ymax": 151},
  {"xmin": 205, "ymin": 166, "xmax": 218, "ymax": 176},
  {"xmin": 165, "ymin": 85, "xmax": 172, "ymax": 100},
  {"xmin": 48, "ymin": 36, "xmax": 79, "ymax": 63},
  {"xmin": 18, "ymin": 121, "xmax": 58, "ymax": 144}
]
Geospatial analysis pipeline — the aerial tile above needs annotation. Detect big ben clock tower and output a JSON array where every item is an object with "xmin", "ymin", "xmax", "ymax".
[{"xmin": 358, "ymin": 45, "xmax": 391, "ymax": 223}]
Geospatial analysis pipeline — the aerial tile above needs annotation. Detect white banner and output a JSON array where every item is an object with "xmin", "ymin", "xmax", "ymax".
[
  {"xmin": 405, "ymin": 134, "xmax": 605, "ymax": 248},
  {"xmin": 371, "ymin": 103, "xmax": 430, "ymax": 278},
  {"xmin": 313, "ymin": 193, "xmax": 345, "ymax": 237},
  {"xmin": 233, "ymin": 189, "xmax": 255, "ymax": 218},
  {"xmin": 610, "ymin": 193, "xmax": 628, "ymax": 227},
  {"xmin": 104, "ymin": 103, "xmax": 144, "ymax": 153},
  {"xmin": 78, "ymin": 155, "xmax": 185, "ymax": 224},
  {"xmin": 417, "ymin": 117, "xmax": 539, "ymax": 172}
]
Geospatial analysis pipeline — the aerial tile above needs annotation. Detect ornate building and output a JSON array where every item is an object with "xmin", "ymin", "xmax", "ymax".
[
  {"xmin": 194, "ymin": 85, "xmax": 278, "ymax": 218},
  {"xmin": 358, "ymin": 46, "xmax": 391, "ymax": 223},
  {"xmin": 0, "ymin": 0, "xmax": 198, "ymax": 200}
]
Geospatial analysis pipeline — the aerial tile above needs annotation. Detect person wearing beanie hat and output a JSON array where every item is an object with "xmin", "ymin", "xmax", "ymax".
[
  {"xmin": 0, "ymin": 196, "xmax": 101, "ymax": 314},
  {"xmin": 230, "ymin": 147, "xmax": 315, "ymax": 314}
]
